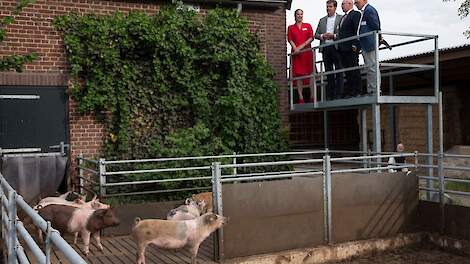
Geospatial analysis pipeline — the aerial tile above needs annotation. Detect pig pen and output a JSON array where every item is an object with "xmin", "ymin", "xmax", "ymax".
[
  {"xmin": 97, "ymin": 171, "xmax": 417, "ymax": 263},
  {"xmin": 71, "ymin": 148, "xmax": 470, "ymax": 264},
  {"xmin": 74, "ymin": 170, "xmax": 470, "ymax": 264}
]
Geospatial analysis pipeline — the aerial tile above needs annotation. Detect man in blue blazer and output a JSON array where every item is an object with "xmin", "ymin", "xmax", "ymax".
[{"xmin": 355, "ymin": 0, "xmax": 381, "ymax": 95}]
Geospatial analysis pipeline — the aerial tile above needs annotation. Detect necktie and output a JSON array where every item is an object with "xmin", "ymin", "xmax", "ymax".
[{"xmin": 340, "ymin": 13, "xmax": 347, "ymax": 28}]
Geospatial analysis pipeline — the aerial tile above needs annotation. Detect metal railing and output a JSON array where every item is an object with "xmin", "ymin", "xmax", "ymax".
[
  {"xmin": 76, "ymin": 150, "xmax": 328, "ymax": 198},
  {"xmin": 76, "ymin": 149, "xmax": 470, "ymax": 260},
  {"xmin": 211, "ymin": 151, "xmax": 416, "ymax": 257},
  {"xmin": 287, "ymin": 30, "xmax": 439, "ymax": 109},
  {"xmin": 0, "ymin": 173, "xmax": 86, "ymax": 264},
  {"xmin": 78, "ymin": 149, "xmax": 470, "ymax": 204}
]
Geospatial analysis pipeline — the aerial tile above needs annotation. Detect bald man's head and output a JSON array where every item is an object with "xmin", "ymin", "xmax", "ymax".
[{"xmin": 341, "ymin": 0, "xmax": 354, "ymax": 12}]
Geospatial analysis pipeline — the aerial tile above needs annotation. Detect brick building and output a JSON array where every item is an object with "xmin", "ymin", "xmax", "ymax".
[
  {"xmin": 373, "ymin": 44, "xmax": 470, "ymax": 154},
  {"xmin": 0, "ymin": 0, "xmax": 292, "ymax": 165}
]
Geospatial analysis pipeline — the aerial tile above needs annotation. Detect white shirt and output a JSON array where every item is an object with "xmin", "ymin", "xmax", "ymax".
[{"xmin": 325, "ymin": 14, "xmax": 336, "ymax": 43}]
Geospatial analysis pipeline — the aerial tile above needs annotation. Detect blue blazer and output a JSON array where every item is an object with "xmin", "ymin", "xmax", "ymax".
[{"xmin": 358, "ymin": 4, "xmax": 381, "ymax": 52}]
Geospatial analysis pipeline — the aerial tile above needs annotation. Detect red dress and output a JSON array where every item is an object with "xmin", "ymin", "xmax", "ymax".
[{"xmin": 287, "ymin": 23, "xmax": 314, "ymax": 85}]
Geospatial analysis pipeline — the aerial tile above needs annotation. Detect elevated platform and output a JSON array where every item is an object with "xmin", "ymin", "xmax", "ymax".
[{"xmin": 291, "ymin": 95, "xmax": 438, "ymax": 111}]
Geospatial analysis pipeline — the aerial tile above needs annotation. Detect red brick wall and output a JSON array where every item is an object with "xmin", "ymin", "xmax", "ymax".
[
  {"xmin": 243, "ymin": 8, "xmax": 288, "ymax": 125},
  {"xmin": 0, "ymin": 1, "xmax": 288, "ymax": 165}
]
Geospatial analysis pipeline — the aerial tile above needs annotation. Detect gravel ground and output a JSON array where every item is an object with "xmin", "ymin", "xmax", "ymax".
[{"xmin": 333, "ymin": 245, "xmax": 470, "ymax": 264}]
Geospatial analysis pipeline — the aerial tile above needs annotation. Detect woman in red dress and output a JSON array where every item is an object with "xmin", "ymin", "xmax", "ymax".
[{"xmin": 287, "ymin": 9, "xmax": 315, "ymax": 104}]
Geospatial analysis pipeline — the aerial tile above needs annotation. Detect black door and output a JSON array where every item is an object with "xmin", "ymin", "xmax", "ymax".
[{"xmin": 0, "ymin": 86, "xmax": 68, "ymax": 152}]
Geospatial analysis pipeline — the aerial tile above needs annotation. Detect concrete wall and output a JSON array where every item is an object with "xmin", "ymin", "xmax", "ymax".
[
  {"xmin": 331, "ymin": 172, "xmax": 418, "ymax": 243},
  {"xmin": 102, "ymin": 171, "xmax": 418, "ymax": 260},
  {"xmin": 221, "ymin": 171, "xmax": 418, "ymax": 259},
  {"xmin": 222, "ymin": 176, "xmax": 325, "ymax": 259}
]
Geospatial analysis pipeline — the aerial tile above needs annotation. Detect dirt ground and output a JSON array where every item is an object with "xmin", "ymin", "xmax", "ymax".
[{"xmin": 333, "ymin": 245, "xmax": 470, "ymax": 264}]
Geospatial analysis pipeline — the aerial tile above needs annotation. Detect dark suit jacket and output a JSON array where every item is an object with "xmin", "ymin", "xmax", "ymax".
[
  {"xmin": 337, "ymin": 10, "xmax": 361, "ymax": 52},
  {"xmin": 358, "ymin": 4, "xmax": 381, "ymax": 52}
]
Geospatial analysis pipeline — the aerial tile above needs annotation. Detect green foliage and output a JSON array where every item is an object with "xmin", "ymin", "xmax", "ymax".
[
  {"xmin": 55, "ymin": 5, "xmax": 289, "ymax": 200},
  {"xmin": 444, "ymin": 0, "xmax": 470, "ymax": 37},
  {"xmin": 0, "ymin": 53, "xmax": 38, "ymax": 72},
  {"xmin": 0, "ymin": 0, "xmax": 37, "ymax": 71}
]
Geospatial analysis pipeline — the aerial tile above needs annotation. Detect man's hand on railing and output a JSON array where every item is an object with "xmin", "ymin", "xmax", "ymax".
[{"xmin": 379, "ymin": 35, "xmax": 392, "ymax": 50}]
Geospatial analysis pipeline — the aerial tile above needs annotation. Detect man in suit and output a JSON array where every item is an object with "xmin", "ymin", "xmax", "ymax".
[
  {"xmin": 315, "ymin": 0, "xmax": 344, "ymax": 100},
  {"xmin": 337, "ymin": 0, "xmax": 362, "ymax": 97},
  {"xmin": 355, "ymin": 0, "xmax": 381, "ymax": 95}
]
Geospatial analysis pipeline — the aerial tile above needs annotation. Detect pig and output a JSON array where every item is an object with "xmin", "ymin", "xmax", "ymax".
[
  {"xmin": 37, "ymin": 204, "xmax": 120, "ymax": 255},
  {"xmin": 192, "ymin": 192, "xmax": 213, "ymax": 213},
  {"xmin": 34, "ymin": 195, "xmax": 110, "ymax": 244},
  {"xmin": 166, "ymin": 198, "xmax": 206, "ymax": 220},
  {"xmin": 58, "ymin": 191, "xmax": 86, "ymax": 202},
  {"xmin": 132, "ymin": 213, "xmax": 227, "ymax": 264},
  {"xmin": 34, "ymin": 194, "xmax": 109, "ymax": 211}
]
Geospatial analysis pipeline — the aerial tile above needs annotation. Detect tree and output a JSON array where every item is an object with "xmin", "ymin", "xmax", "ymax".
[
  {"xmin": 445, "ymin": 0, "xmax": 470, "ymax": 38},
  {"xmin": 0, "ymin": 0, "xmax": 37, "ymax": 71}
]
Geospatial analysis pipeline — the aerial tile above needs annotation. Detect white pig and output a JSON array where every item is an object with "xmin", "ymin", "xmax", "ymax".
[
  {"xmin": 132, "ymin": 213, "xmax": 227, "ymax": 264},
  {"xmin": 166, "ymin": 198, "xmax": 206, "ymax": 220}
]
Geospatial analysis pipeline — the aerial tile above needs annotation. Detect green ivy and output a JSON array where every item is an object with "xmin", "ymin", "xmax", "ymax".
[
  {"xmin": 55, "ymin": 5, "xmax": 289, "ymax": 200},
  {"xmin": 0, "ymin": 0, "xmax": 38, "ymax": 72},
  {"xmin": 55, "ymin": 5, "xmax": 288, "ymax": 158}
]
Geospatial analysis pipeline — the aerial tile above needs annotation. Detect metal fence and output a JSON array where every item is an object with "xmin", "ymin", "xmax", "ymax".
[
  {"xmin": 0, "ymin": 173, "xmax": 86, "ymax": 264},
  {"xmin": 77, "ymin": 150, "xmax": 470, "ymax": 260}
]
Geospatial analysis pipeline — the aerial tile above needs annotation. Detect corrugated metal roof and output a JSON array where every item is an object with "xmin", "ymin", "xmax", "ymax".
[{"xmin": 383, "ymin": 43, "xmax": 470, "ymax": 62}]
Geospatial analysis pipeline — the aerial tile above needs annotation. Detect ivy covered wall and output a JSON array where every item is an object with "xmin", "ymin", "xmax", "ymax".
[{"xmin": 54, "ymin": 6, "xmax": 289, "ymax": 160}]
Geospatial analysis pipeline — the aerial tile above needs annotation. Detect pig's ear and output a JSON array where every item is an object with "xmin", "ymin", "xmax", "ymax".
[
  {"xmin": 91, "ymin": 194, "xmax": 97, "ymax": 201},
  {"xmin": 95, "ymin": 209, "xmax": 107, "ymax": 217},
  {"xmin": 203, "ymin": 213, "xmax": 217, "ymax": 225},
  {"xmin": 185, "ymin": 198, "xmax": 192, "ymax": 205}
]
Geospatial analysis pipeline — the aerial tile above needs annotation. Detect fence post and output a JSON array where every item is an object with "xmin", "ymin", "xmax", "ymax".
[
  {"xmin": 8, "ymin": 191, "xmax": 18, "ymax": 264},
  {"xmin": 438, "ymin": 152, "xmax": 445, "ymax": 234},
  {"xmin": 232, "ymin": 152, "xmax": 237, "ymax": 176},
  {"xmin": 78, "ymin": 154, "xmax": 84, "ymax": 194},
  {"xmin": 414, "ymin": 151, "xmax": 419, "ymax": 169},
  {"xmin": 211, "ymin": 162, "xmax": 224, "ymax": 261},
  {"xmin": 99, "ymin": 158, "xmax": 107, "ymax": 199},
  {"xmin": 323, "ymin": 154, "xmax": 332, "ymax": 245},
  {"xmin": 45, "ymin": 221, "xmax": 52, "ymax": 264}
]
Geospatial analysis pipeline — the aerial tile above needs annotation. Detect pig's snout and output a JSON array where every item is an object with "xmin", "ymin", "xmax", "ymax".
[
  {"xmin": 109, "ymin": 217, "xmax": 120, "ymax": 227},
  {"xmin": 103, "ymin": 210, "xmax": 120, "ymax": 227}
]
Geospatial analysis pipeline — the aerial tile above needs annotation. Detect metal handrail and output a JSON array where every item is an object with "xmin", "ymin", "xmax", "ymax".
[
  {"xmin": 287, "ymin": 30, "xmax": 439, "ymax": 109},
  {"xmin": 0, "ymin": 173, "xmax": 86, "ymax": 264},
  {"xmin": 95, "ymin": 150, "xmax": 327, "ymax": 165}
]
